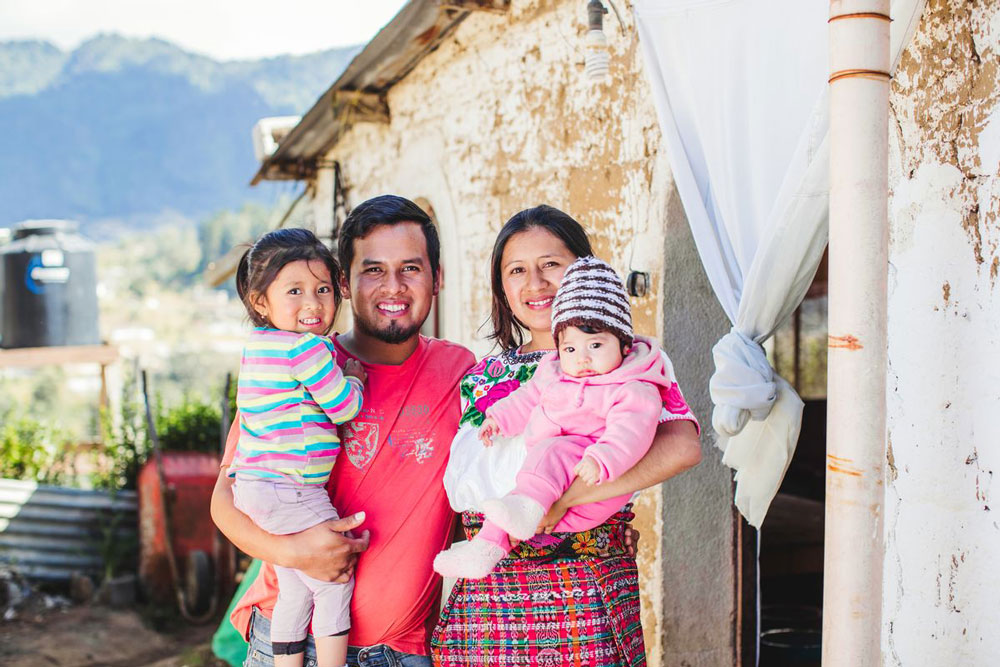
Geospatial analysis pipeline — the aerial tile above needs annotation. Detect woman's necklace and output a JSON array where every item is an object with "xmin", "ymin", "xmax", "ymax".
[{"xmin": 505, "ymin": 345, "xmax": 549, "ymax": 364}]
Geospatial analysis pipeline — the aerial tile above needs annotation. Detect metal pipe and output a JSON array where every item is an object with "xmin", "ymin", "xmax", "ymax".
[{"xmin": 823, "ymin": 1, "xmax": 890, "ymax": 665}]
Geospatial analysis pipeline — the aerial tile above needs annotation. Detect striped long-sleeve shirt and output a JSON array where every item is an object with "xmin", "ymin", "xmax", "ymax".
[{"xmin": 228, "ymin": 328, "xmax": 363, "ymax": 485}]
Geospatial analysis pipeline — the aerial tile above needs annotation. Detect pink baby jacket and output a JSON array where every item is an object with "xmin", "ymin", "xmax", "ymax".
[{"xmin": 486, "ymin": 336, "xmax": 674, "ymax": 483}]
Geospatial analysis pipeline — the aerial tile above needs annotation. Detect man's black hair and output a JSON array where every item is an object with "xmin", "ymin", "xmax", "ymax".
[{"xmin": 338, "ymin": 195, "xmax": 440, "ymax": 282}]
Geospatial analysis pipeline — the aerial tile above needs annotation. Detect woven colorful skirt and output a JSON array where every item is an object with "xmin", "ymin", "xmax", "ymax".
[{"xmin": 430, "ymin": 508, "xmax": 644, "ymax": 667}]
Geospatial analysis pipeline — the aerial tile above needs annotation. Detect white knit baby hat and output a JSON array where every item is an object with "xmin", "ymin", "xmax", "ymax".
[{"xmin": 551, "ymin": 256, "xmax": 633, "ymax": 347}]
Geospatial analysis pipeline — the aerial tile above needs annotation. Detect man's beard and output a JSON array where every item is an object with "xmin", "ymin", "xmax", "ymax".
[{"xmin": 353, "ymin": 309, "xmax": 422, "ymax": 344}]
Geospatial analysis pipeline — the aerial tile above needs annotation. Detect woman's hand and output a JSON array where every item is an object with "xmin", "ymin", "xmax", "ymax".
[
  {"xmin": 479, "ymin": 417, "xmax": 501, "ymax": 447},
  {"xmin": 286, "ymin": 513, "xmax": 370, "ymax": 582},
  {"xmin": 533, "ymin": 505, "xmax": 640, "ymax": 558},
  {"xmin": 536, "ymin": 499, "xmax": 569, "ymax": 534}
]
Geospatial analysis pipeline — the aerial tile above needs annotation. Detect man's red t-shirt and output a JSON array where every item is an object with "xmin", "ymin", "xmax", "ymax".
[{"xmin": 221, "ymin": 335, "xmax": 475, "ymax": 655}]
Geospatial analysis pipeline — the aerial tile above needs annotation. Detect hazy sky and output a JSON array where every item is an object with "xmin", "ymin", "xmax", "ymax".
[{"xmin": 0, "ymin": 0, "xmax": 410, "ymax": 60}]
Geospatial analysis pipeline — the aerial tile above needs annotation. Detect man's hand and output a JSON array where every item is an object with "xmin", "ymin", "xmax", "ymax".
[
  {"xmin": 342, "ymin": 358, "xmax": 367, "ymax": 385},
  {"xmin": 573, "ymin": 456, "xmax": 602, "ymax": 486},
  {"xmin": 536, "ymin": 500, "xmax": 569, "ymax": 535},
  {"xmin": 624, "ymin": 526, "xmax": 641, "ymax": 558},
  {"xmin": 479, "ymin": 417, "xmax": 500, "ymax": 447},
  {"xmin": 285, "ymin": 512, "xmax": 370, "ymax": 582}
]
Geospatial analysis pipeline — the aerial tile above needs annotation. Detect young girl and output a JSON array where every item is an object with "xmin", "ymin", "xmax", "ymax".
[
  {"xmin": 434, "ymin": 255, "xmax": 672, "ymax": 579},
  {"xmin": 227, "ymin": 228, "xmax": 365, "ymax": 667}
]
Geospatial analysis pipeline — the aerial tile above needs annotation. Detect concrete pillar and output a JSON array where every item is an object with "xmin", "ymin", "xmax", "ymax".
[{"xmin": 658, "ymin": 185, "xmax": 739, "ymax": 667}]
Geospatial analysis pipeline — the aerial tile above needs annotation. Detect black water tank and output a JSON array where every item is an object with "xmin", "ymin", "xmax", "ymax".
[
  {"xmin": 1, "ymin": 220, "xmax": 99, "ymax": 349},
  {"xmin": 0, "ymin": 227, "xmax": 9, "ymax": 343}
]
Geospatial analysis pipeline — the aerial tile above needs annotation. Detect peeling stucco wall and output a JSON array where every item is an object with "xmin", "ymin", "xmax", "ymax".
[
  {"xmin": 886, "ymin": 1, "xmax": 1000, "ymax": 663},
  {"xmin": 316, "ymin": 1, "xmax": 736, "ymax": 665}
]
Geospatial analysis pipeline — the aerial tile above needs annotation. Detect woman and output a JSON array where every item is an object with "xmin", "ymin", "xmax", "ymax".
[{"xmin": 432, "ymin": 206, "xmax": 702, "ymax": 666}]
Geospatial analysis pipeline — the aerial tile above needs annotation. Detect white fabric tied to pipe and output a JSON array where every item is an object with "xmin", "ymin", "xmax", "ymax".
[
  {"xmin": 711, "ymin": 329, "xmax": 803, "ymax": 524},
  {"xmin": 635, "ymin": 0, "xmax": 924, "ymax": 527},
  {"xmin": 710, "ymin": 330, "xmax": 776, "ymax": 439}
]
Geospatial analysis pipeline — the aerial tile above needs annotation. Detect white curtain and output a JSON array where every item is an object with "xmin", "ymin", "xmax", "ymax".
[{"xmin": 634, "ymin": 0, "xmax": 925, "ymax": 527}]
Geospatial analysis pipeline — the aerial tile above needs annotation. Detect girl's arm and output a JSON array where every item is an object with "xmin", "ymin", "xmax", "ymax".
[
  {"xmin": 290, "ymin": 334, "xmax": 363, "ymax": 424},
  {"xmin": 211, "ymin": 416, "xmax": 369, "ymax": 581},
  {"xmin": 538, "ymin": 418, "xmax": 701, "ymax": 531}
]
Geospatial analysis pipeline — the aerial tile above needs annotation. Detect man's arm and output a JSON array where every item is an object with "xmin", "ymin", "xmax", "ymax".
[
  {"xmin": 210, "ymin": 470, "xmax": 368, "ymax": 582},
  {"xmin": 538, "ymin": 419, "xmax": 701, "ymax": 530},
  {"xmin": 211, "ymin": 416, "xmax": 369, "ymax": 582}
]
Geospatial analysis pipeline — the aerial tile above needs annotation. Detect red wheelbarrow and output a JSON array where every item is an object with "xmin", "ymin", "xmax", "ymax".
[{"xmin": 137, "ymin": 371, "xmax": 235, "ymax": 622}]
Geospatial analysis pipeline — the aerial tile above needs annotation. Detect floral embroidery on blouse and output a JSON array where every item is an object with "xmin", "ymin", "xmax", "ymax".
[{"xmin": 458, "ymin": 347, "xmax": 547, "ymax": 428}]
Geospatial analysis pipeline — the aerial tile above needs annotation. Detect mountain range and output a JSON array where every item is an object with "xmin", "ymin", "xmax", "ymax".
[{"xmin": 0, "ymin": 35, "xmax": 358, "ymax": 234}]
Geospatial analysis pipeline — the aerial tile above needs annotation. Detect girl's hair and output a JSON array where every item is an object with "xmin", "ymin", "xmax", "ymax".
[
  {"xmin": 235, "ymin": 228, "xmax": 342, "ymax": 331},
  {"xmin": 487, "ymin": 205, "xmax": 593, "ymax": 351}
]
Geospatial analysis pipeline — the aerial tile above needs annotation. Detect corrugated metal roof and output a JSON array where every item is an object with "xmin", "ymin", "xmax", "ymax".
[
  {"xmin": 0, "ymin": 479, "xmax": 138, "ymax": 581},
  {"xmin": 251, "ymin": 0, "xmax": 510, "ymax": 185}
]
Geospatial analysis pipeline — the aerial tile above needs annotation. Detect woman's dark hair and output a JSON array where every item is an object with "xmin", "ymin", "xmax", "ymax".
[
  {"xmin": 235, "ymin": 228, "xmax": 342, "ymax": 331},
  {"xmin": 488, "ymin": 205, "xmax": 593, "ymax": 351},
  {"xmin": 338, "ymin": 194, "xmax": 439, "ymax": 282}
]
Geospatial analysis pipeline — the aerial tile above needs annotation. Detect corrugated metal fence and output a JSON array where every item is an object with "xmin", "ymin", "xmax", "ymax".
[{"xmin": 0, "ymin": 478, "xmax": 138, "ymax": 581}]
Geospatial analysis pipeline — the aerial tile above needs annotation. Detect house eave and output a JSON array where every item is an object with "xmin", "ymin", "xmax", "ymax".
[{"xmin": 251, "ymin": 0, "xmax": 510, "ymax": 185}]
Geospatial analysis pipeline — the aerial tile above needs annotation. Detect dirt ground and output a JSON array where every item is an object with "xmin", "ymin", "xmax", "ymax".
[{"xmin": 0, "ymin": 604, "xmax": 228, "ymax": 667}]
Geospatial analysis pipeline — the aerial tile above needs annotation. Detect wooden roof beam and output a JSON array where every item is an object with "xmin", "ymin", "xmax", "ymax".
[
  {"xmin": 440, "ymin": 0, "xmax": 510, "ymax": 13},
  {"xmin": 331, "ymin": 91, "xmax": 390, "ymax": 127}
]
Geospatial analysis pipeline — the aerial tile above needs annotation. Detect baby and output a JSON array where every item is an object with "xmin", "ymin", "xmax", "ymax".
[{"xmin": 434, "ymin": 255, "xmax": 673, "ymax": 579}]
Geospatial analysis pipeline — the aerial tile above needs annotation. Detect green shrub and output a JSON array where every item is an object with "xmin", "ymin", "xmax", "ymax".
[
  {"xmin": 0, "ymin": 413, "xmax": 72, "ymax": 484},
  {"xmin": 155, "ymin": 397, "xmax": 223, "ymax": 454}
]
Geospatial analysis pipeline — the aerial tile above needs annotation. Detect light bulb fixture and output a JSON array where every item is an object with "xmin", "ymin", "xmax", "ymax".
[
  {"xmin": 585, "ymin": 0, "xmax": 609, "ymax": 81},
  {"xmin": 626, "ymin": 271, "xmax": 650, "ymax": 298}
]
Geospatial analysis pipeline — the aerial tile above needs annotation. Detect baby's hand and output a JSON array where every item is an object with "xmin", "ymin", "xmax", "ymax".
[
  {"xmin": 573, "ymin": 456, "xmax": 602, "ymax": 486},
  {"xmin": 342, "ymin": 358, "xmax": 367, "ymax": 385},
  {"xmin": 479, "ymin": 417, "xmax": 501, "ymax": 447}
]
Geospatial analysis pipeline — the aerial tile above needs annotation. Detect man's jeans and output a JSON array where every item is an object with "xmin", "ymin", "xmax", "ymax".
[{"xmin": 243, "ymin": 608, "xmax": 431, "ymax": 667}]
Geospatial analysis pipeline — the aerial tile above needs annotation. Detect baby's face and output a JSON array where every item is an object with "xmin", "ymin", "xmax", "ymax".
[{"xmin": 558, "ymin": 326, "xmax": 627, "ymax": 378}]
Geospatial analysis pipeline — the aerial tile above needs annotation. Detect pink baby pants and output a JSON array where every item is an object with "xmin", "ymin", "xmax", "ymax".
[
  {"xmin": 232, "ymin": 477, "xmax": 353, "ymax": 641},
  {"xmin": 477, "ymin": 434, "xmax": 634, "ymax": 550}
]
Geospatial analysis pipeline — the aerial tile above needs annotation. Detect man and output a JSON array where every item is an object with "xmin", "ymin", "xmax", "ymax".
[{"xmin": 211, "ymin": 194, "xmax": 475, "ymax": 666}]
